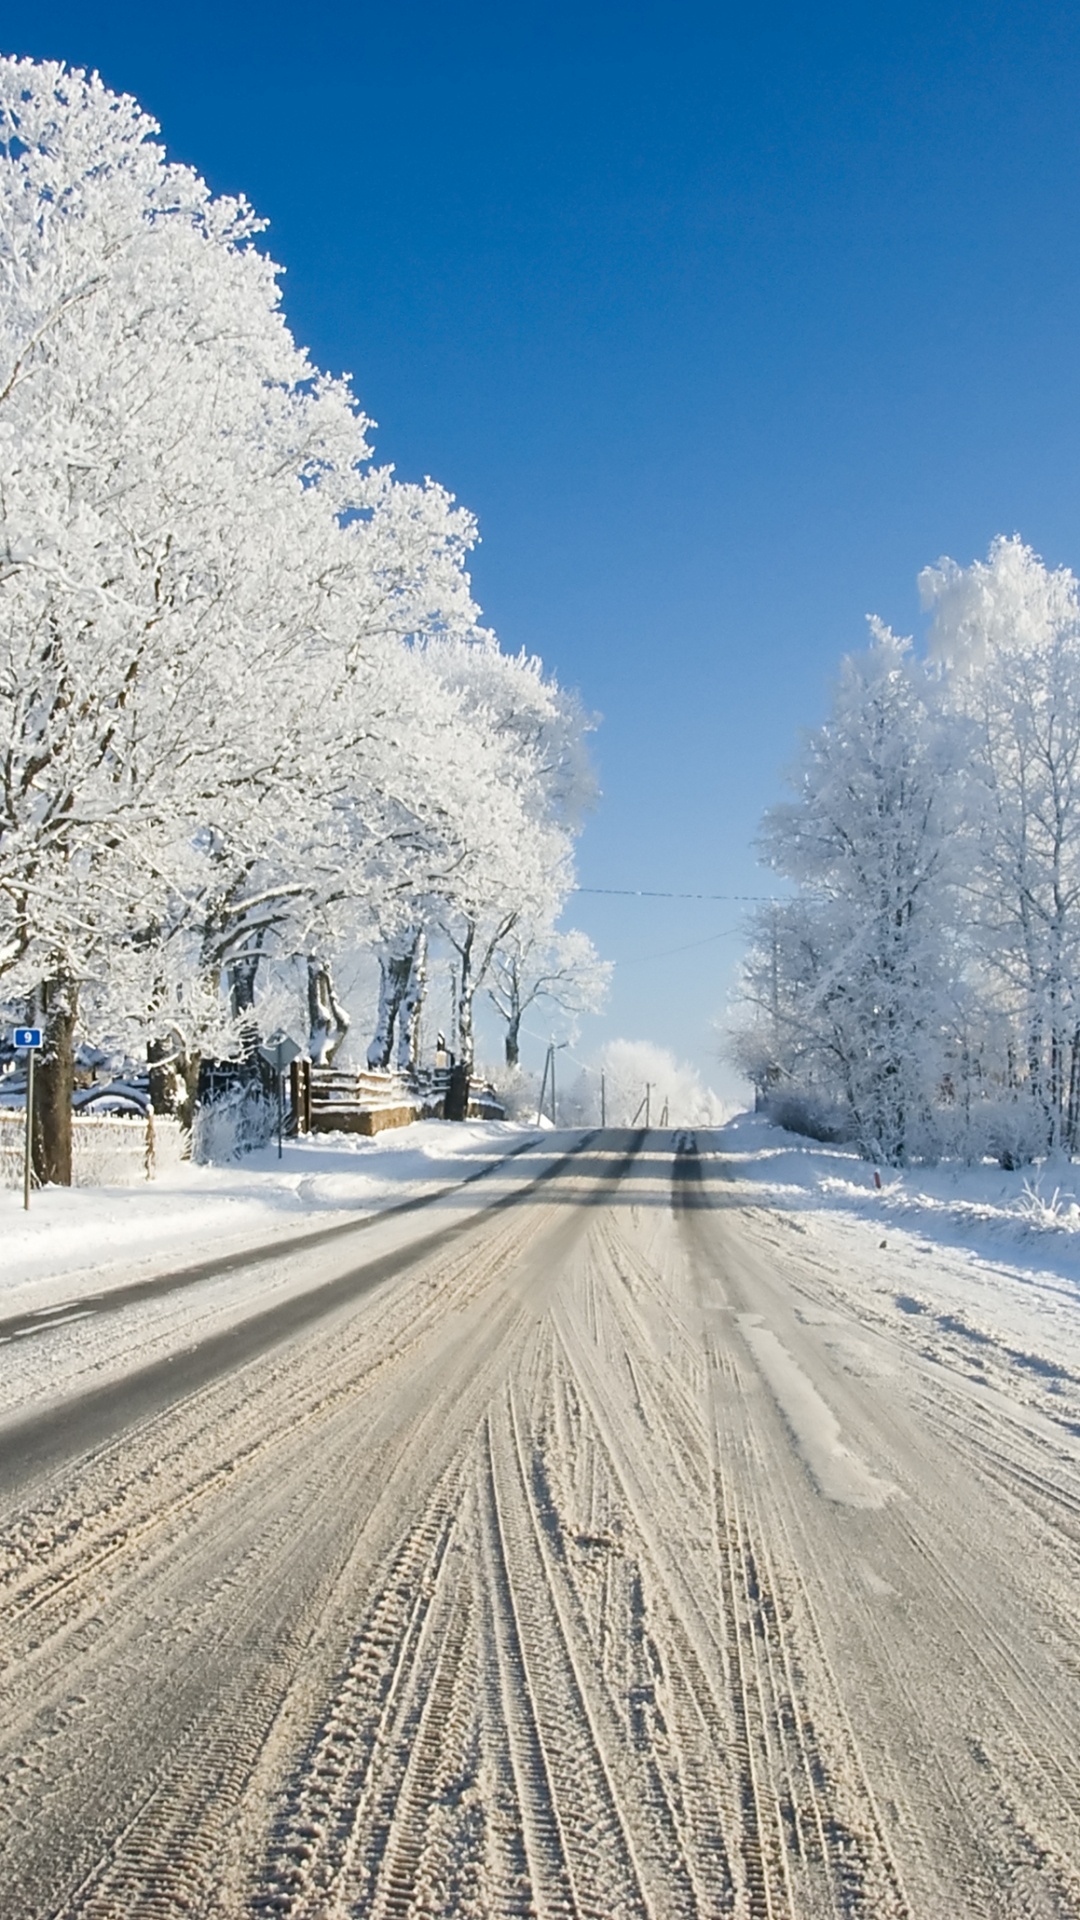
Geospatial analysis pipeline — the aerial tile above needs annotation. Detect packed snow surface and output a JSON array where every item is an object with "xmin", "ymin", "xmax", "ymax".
[{"xmin": 3, "ymin": 1124, "xmax": 1080, "ymax": 1917}]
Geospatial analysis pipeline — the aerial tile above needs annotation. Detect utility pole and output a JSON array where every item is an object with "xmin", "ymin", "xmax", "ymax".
[
  {"xmin": 536, "ymin": 1044, "xmax": 552, "ymax": 1126},
  {"xmin": 550, "ymin": 1041, "xmax": 557, "ymax": 1128},
  {"xmin": 600, "ymin": 1070, "xmax": 606, "ymax": 1127}
]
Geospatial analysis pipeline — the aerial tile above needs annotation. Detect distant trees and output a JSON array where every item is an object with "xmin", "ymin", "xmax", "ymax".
[
  {"xmin": 579, "ymin": 1040, "xmax": 728, "ymax": 1129},
  {"xmin": 0, "ymin": 58, "xmax": 607, "ymax": 1178},
  {"xmin": 732, "ymin": 537, "xmax": 1080, "ymax": 1165}
]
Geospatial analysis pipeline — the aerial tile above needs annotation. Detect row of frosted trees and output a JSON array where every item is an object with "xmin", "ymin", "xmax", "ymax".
[
  {"xmin": 0, "ymin": 59, "xmax": 608, "ymax": 1181},
  {"xmin": 732, "ymin": 537, "xmax": 1080, "ymax": 1166}
]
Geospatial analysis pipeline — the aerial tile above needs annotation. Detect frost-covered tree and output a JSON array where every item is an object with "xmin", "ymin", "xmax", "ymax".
[
  {"xmin": 583, "ymin": 1039, "xmax": 728, "ymax": 1128},
  {"xmin": 727, "ymin": 897, "xmax": 832, "ymax": 1110},
  {"xmin": 0, "ymin": 59, "xmax": 367, "ymax": 1172},
  {"xmin": 0, "ymin": 58, "xmax": 502, "ymax": 1172},
  {"xmin": 395, "ymin": 639, "xmax": 598, "ymax": 1085},
  {"xmin": 756, "ymin": 624, "xmax": 961, "ymax": 1163},
  {"xmin": 734, "ymin": 537, "xmax": 1080, "ymax": 1165},
  {"xmin": 923, "ymin": 537, "xmax": 1080, "ymax": 1152},
  {"xmin": 0, "ymin": 56, "xmax": 607, "ymax": 1175},
  {"xmin": 487, "ymin": 925, "xmax": 611, "ymax": 1067},
  {"xmin": 175, "ymin": 526, "xmax": 482, "ymax": 1065}
]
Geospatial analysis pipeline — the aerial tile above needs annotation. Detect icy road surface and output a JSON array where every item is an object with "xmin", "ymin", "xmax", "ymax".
[{"xmin": 2, "ymin": 1131, "xmax": 1079, "ymax": 1918}]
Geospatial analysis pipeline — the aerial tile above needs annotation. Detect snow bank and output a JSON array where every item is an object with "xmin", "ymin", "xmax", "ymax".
[
  {"xmin": 711, "ymin": 1111, "xmax": 1080, "ymax": 1379},
  {"xmin": 716, "ymin": 1113, "xmax": 1080, "ymax": 1272},
  {"xmin": 0, "ymin": 1121, "xmax": 538, "ymax": 1310}
]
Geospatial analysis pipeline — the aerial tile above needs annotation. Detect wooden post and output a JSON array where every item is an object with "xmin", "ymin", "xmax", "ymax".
[
  {"xmin": 535, "ymin": 1045, "xmax": 551, "ymax": 1127},
  {"xmin": 289, "ymin": 1057, "xmax": 311, "ymax": 1134}
]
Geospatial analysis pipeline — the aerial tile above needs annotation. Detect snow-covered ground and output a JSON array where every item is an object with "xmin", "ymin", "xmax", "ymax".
[
  {"xmin": 714, "ymin": 1109, "xmax": 1080, "ymax": 1380},
  {"xmin": 9, "ymin": 1109, "xmax": 1080, "ymax": 1361},
  {"xmin": 7, "ymin": 1127, "xmax": 1080, "ymax": 1916},
  {"xmin": 0, "ymin": 1121, "xmax": 540, "ymax": 1314}
]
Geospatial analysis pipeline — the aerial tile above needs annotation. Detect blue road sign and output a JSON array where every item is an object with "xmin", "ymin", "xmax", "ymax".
[{"xmin": 13, "ymin": 1027, "xmax": 42, "ymax": 1049}]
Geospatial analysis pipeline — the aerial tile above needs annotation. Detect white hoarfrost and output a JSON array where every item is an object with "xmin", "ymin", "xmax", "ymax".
[
  {"xmin": 0, "ymin": 56, "xmax": 606, "ymax": 1139},
  {"xmin": 576, "ymin": 1037, "xmax": 731, "ymax": 1126},
  {"xmin": 734, "ymin": 536, "xmax": 1080, "ymax": 1167}
]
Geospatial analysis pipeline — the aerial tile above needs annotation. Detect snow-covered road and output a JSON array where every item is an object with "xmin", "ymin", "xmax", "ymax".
[{"xmin": 2, "ymin": 1130, "xmax": 1079, "ymax": 1917}]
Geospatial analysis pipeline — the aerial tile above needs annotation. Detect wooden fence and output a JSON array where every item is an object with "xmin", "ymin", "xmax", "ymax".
[
  {"xmin": 0, "ymin": 1109, "xmax": 188, "ymax": 1189},
  {"xmin": 294, "ymin": 1063, "xmax": 504, "ymax": 1136}
]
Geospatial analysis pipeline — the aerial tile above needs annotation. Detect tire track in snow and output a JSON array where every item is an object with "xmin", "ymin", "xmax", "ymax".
[
  {"xmin": 674, "ymin": 1136, "xmax": 913, "ymax": 1919},
  {"xmin": 6, "ymin": 1129, "xmax": 1080, "ymax": 1916},
  {"xmin": 3, "ymin": 1151, "xmax": 627, "ymax": 1919},
  {"xmin": 253, "ymin": 1470, "xmax": 463, "ymax": 1918},
  {"xmin": 684, "ymin": 1136, "xmax": 1080, "ymax": 1918}
]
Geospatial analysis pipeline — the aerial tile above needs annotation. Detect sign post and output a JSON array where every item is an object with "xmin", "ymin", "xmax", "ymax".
[
  {"xmin": 258, "ymin": 1033, "xmax": 303, "ymax": 1159},
  {"xmin": 12, "ymin": 1027, "xmax": 43, "ymax": 1210}
]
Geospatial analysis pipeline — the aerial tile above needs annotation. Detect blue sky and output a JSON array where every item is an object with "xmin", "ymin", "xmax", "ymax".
[{"xmin": 15, "ymin": 2, "xmax": 1080, "ymax": 1094}]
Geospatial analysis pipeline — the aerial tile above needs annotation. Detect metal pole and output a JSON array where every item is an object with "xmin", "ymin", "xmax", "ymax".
[
  {"xmin": 550, "ymin": 1043, "xmax": 556, "ymax": 1129},
  {"xmin": 645, "ymin": 1082, "xmax": 651, "ymax": 1128},
  {"xmin": 601, "ymin": 1070, "xmax": 606, "ymax": 1127},
  {"xmin": 23, "ymin": 1048, "xmax": 34, "ymax": 1210}
]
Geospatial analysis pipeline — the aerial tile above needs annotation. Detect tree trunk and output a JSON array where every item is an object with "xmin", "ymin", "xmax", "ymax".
[
  {"xmin": 1068, "ymin": 1026, "xmax": 1080, "ymax": 1153},
  {"xmin": 394, "ymin": 931, "xmax": 427, "ymax": 1073},
  {"xmin": 444, "ymin": 1060, "xmax": 470, "ymax": 1122},
  {"xmin": 32, "ymin": 974, "xmax": 77, "ymax": 1187},
  {"xmin": 308, "ymin": 958, "xmax": 350, "ymax": 1066},
  {"xmin": 174, "ymin": 1051, "xmax": 200, "ymax": 1134},
  {"xmin": 456, "ymin": 923, "xmax": 476, "ymax": 1072},
  {"xmin": 504, "ymin": 1013, "xmax": 521, "ymax": 1069},
  {"xmin": 148, "ymin": 1037, "xmax": 199, "ymax": 1131},
  {"xmin": 148, "ymin": 1035, "xmax": 173, "ymax": 1116},
  {"xmin": 367, "ymin": 933, "xmax": 419, "ymax": 1069},
  {"xmin": 228, "ymin": 936, "xmax": 263, "ymax": 1018},
  {"xmin": 148, "ymin": 1036, "xmax": 185, "ymax": 1116}
]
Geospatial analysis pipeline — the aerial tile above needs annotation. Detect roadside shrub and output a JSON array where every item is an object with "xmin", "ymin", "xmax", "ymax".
[
  {"xmin": 767, "ymin": 1090, "xmax": 852, "ymax": 1144},
  {"xmin": 191, "ymin": 1083, "xmax": 275, "ymax": 1162}
]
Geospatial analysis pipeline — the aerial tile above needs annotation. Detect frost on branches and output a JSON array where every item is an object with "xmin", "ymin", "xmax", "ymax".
[
  {"xmin": 0, "ymin": 58, "xmax": 606, "ymax": 1180},
  {"xmin": 732, "ymin": 538, "xmax": 1080, "ymax": 1166}
]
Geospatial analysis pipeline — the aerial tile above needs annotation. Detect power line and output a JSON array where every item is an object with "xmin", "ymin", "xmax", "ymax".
[
  {"xmin": 620, "ymin": 927, "xmax": 742, "ymax": 964},
  {"xmin": 572, "ymin": 886, "xmax": 779, "ymax": 902}
]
